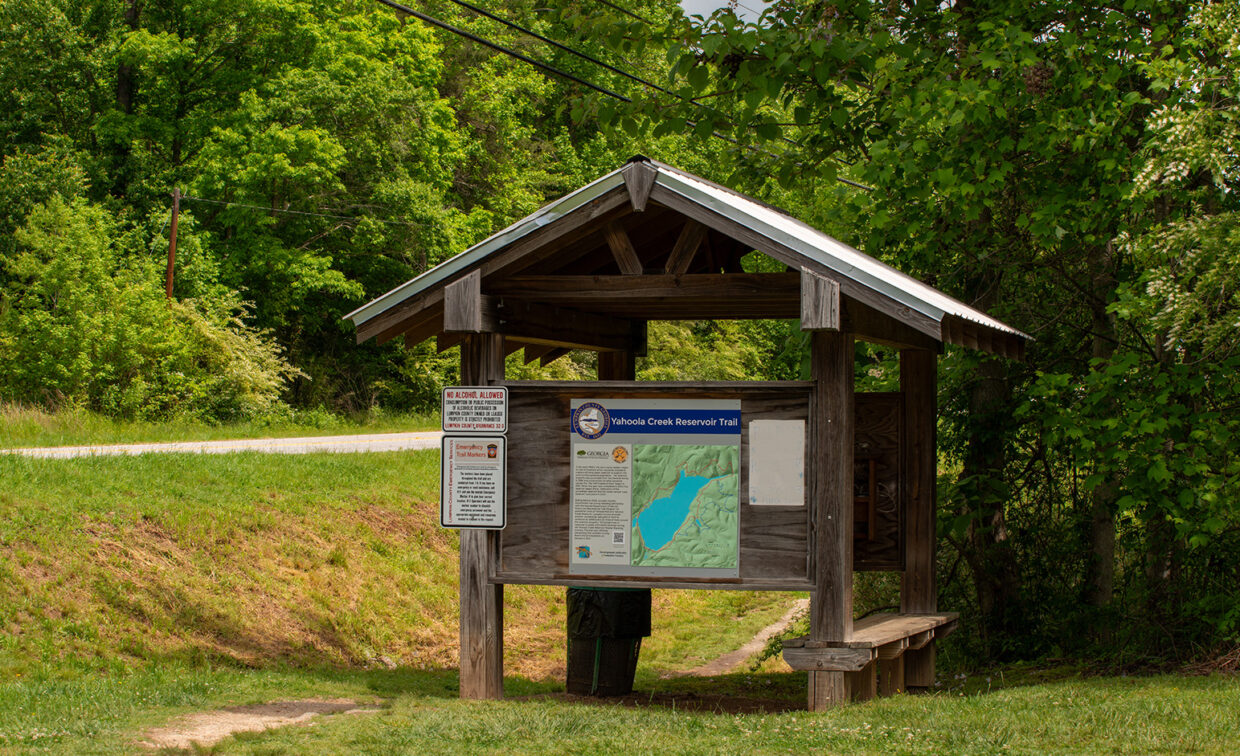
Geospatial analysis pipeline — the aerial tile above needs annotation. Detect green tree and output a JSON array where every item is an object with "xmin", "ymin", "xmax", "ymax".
[{"xmin": 577, "ymin": 0, "xmax": 1240, "ymax": 656}]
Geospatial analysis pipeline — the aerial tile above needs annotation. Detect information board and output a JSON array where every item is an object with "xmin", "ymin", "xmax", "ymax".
[
  {"xmin": 441, "ymin": 435, "xmax": 506, "ymax": 529},
  {"xmin": 568, "ymin": 398, "xmax": 741, "ymax": 578},
  {"xmin": 442, "ymin": 387, "xmax": 508, "ymax": 433}
]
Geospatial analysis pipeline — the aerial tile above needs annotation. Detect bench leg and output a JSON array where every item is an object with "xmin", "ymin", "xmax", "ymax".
[
  {"xmin": 846, "ymin": 661, "xmax": 877, "ymax": 702},
  {"xmin": 904, "ymin": 642, "xmax": 935, "ymax": 691},
  {"xmin": 878, "ymin": 653, "xmax": 905, "ymax": 696},
  {"xmin": 808, "ymin": 671, "xmax": 847, "ymax": 710}
]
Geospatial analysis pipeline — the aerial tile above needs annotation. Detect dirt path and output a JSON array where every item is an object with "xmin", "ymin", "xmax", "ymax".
[
  {"xmin": 681, "ymin": 598, "xmax": 809, "ymax": 677},
  {"xmin": 1, "ymin": 431, "xmax": 443, "ymax": 459},
  {"xmin": 141, "ymin": 698, "xmax": 379, "ymax": 750}
]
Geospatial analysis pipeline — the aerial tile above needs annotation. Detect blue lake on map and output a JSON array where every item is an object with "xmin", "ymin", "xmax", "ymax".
[{"xmin": 634, "ymin": 470, "xmax": 718, "ymax": 551}]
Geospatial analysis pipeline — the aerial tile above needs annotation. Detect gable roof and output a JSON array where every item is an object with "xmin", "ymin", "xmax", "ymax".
[{"xmin": 346, "ymin": 158, "xmax": 1030, "ymax": 357}]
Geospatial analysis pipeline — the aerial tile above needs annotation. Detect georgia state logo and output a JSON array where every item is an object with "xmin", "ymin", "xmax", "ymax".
[{"xmin": 572, "ymin": 402, "xmax": 610, "ymax": 440}]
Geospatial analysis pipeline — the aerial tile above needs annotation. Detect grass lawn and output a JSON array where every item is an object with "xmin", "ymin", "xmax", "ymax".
[
  {"xmin": 0, "ymin": 404, "xmax": 438, "ymax": 449},
  {"xmin": 2, "ymin": 434, "xmax": 1236, "ymax": 754},
  {"xmin": 0, "ymin": 664, "xmax": 1236, "ymax": 754}
]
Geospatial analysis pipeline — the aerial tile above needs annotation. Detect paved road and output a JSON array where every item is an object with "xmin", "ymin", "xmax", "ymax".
[{"xmin": 0, "ymin": 431, "xmax": 445, "ymax": 459}]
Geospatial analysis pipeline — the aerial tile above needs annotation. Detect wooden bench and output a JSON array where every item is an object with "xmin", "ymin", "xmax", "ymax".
[{"xmin": 782, "ymin": 612, "xmax": 958, "ymax": 701}]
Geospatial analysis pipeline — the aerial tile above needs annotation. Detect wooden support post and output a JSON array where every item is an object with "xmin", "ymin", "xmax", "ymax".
[
  {"xmin": 878, "ymin": 654, "xmax": 905, "ymax": 696},
  {"xmin": 808, "ymin": 331, "xmax": 855, "ymax": 710},
  {"xmin": 459, "ymin": 332, "xmax": 505, "ymax": 700},
  {"xmin": 900, "ymin": 348, "xmax": 938, "ymax": 691},
  {"xmin": 597, "ymin": 350, "xmax": 636, "ymax": 381},
  {"xmin": 847, "ymin": 662, "xmax": 877, "ymax": 702}
]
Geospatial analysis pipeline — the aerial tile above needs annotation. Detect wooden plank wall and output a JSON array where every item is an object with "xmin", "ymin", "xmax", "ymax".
[
  {"xmin": 854, "ymin": 393, "xmax": 904, "ymax": 571},
  {"xmin": 496, "ymin": 382, "xmax": 904, "ymax": 588}
]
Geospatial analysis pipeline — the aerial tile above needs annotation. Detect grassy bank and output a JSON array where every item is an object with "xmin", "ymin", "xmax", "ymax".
[{"xmin": 0, "ymin": 449, "xmax": 794, "ymax": 679}]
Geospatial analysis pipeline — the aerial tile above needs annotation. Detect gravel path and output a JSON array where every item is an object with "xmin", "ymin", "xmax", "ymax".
[{"xmin": 0, "ymin": 431, "xmax": 444, "ymax": 459}]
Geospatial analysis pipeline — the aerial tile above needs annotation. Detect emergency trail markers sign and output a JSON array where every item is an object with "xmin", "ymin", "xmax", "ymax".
[
  {"xmin": 442, "ymin": 386, "xmax": 508, "ymax": 433},
  {"xmin": 441, "ymin": 435, "xmax": 506, "ymax": 529}
]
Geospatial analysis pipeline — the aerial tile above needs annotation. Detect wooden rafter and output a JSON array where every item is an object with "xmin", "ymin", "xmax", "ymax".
[
  {"xmin": 604, "ymin": 221, "xmax": 643, "ymax": 275},
  {"xmin": 664, "ymin": 219, "xmax": 707, "ymax": 275}
]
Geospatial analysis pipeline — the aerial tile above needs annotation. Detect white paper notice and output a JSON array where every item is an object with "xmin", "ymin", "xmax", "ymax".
[
  {"xmin": 748, "ymin": 420, "xmax": 805, "ymax": 506},
  {"xmin": 440, "ymin": 436, "xmax": 506, "ymax": 529},
  {"xmin": 569, "ymin": 444, "xmax": 632, "ymax": 567}
]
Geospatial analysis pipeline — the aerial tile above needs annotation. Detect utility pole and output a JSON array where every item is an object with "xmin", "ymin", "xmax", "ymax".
[{"xmin": 166, "ymin": 187, "xmax": 180, "ymax": 299}]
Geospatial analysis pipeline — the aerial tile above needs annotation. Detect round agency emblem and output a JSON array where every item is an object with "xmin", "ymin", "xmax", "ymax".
[
  {"xmin": 611, "ymin": 446, "xmax": 627, "ymax": 463},
  {"xmin": 572, "ymin": 402, "xmax": 610, "ymax": 440}
]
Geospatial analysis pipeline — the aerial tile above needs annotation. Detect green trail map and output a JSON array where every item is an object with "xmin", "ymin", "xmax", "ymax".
[{"xmin": 630, "ymin": 444, "xmax": 739, "ymax": 568}]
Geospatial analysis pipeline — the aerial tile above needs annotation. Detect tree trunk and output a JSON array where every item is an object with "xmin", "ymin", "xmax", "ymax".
[
  {"xmin": 1086, "ymin": 256, "xmax": 1119, "ymax": 623},
  {"xmin": 960, "ymin": 353, "xmax": 1023, "ymax": 658},
  {"xmin": 112, "ymin": 0, "xmax": 142, "ymax": 196}
]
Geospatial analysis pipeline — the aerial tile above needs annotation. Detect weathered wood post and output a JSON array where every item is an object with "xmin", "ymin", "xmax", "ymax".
[
  {"xmin": 450, "ymin": 271, "xmax": 506, "ymax": 700},
  {"xmin": 900, "ymin": 348, "xmax": 937, "ymax": 690},
  {"xmin": 808, "ymin": 327, "xmax": 855, "ymax": 710}
]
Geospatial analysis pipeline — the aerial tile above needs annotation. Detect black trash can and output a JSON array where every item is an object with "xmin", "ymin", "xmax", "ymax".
[{"xmin": 565, "ymin": 587, "xmax": 651, "ymax": 696}]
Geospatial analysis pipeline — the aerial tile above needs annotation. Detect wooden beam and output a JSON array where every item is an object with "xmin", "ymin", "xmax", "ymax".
[
  {"xmin": 356, "ymin": 289, "xmax": 443, "ymax": 344},
  {"xmin": 491, "ymin": 273, "xmax": 802, "ymax": 319},
  {"xmin": 801, "ymin": 268, "xmax": 841, "ymax": 331},
  {"xmin": 495, "ymin": 299, "xmax": 633, "ymax": 352},
  {"xmin": 843, "ymin": 300, "xmax": 941, "ymax": 353},
  {"xmin": 901, "ymin": 348, "xmax": 938, "ymax": 691},
  {"xmin": 648, "ymin": 183, "xmax": 943, "ymax": 340},
  {"xmin": 621, "ymin": 159, "xmax": 658, "ymax": 212},
  {"xmin": 604, "ymin": 221, "xmax": 644, "ymax": 275},
  {"xmin": 437, "ymin": 333, "xmax": 464, "ymax": 353},
  {"xmin": 522, "ymin": 343, "xmax": 556, "ymax": 365},
  {"xmin": 540, "ymin": 348, "xmax": 571, "ymax": 366},
  {"xmin": 808, "ymin": 330, "xmax": 855, "ymax": 710},
  {"xmin": 664, "ymin": 220, "xmax": 707, "ymax": 275},
  {"xmin": 444, "ymin": 271, "xmax": 499, "ymax": 333},
  {"xmin": 459, "ymin": 332, "xmax": 505, "ymax": 700},
  {"xmin": 493, "ymin": 273, "xmax": 940, "ymax": 350},
  {"xmin": 355, "ymin": 187, "xmax": 633, "ymax": 344},
  {"xmin": 482, "ymin": 186, "xmax": 632, "ymax": 280},
  {"xmin": 396, "ymin": 307, "xmax": 443, "ymax": 348},
  {"xmin": 783, "ymin": 646, "xmax": 873, "ymax": 672}
]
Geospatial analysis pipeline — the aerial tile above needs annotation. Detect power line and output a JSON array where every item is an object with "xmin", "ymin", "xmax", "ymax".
[
  {"xmin": 375, "ymin": 0, "xmax": 632, "ymax": 102},
  {"xmin": 181, "ymin": 196, "xmax": 417, "ymax": 226},
  {"xmin": 443, "ymin": 0, "xmax": 673, "ymax": 97}
]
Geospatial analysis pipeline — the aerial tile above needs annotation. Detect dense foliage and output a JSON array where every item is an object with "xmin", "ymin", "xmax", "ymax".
[
  {"xmin": 575, "ymin": 0, "xmax": 1240, "ymax": 659},
  {"xmin": 1, "ymin": 0, "xmax": 1236, "ymax": 662}
]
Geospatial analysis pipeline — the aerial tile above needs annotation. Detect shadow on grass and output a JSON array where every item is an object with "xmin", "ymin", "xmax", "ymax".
[{"xmin": 518, "ymin": 671, "xmax": 809, "ymax": 715}]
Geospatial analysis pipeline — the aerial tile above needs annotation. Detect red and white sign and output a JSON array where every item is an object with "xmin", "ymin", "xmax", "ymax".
[
  {"xmin": 441, "ymin": 435, "xmax": 506, "ymax": 529},
  {"xmin": 442, "ymin": 386, "xmax": 508, "ymax": 434}
]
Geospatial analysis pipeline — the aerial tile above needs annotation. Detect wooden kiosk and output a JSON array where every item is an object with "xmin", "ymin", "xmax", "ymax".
[{"xmin": 346, "ymin": 158, "xmax": 1029, "ymax": 709}]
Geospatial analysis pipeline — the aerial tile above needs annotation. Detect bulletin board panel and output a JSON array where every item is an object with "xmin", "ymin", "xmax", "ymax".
[{"xmin": 492, "ymin": 381, "xmax": 905, "ymax": 590}]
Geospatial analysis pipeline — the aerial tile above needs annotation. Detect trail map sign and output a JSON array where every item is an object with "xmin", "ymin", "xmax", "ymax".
[{"xmin": 568, "ymin": 398, "xmax": 741, "ymax": 577}]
